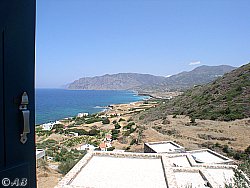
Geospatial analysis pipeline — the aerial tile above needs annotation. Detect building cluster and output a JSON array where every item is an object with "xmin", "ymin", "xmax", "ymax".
[
  {"xmin": 56, "ymin": 141, "xmax": 250, "ymax": 188},
  {"xmin": 78, "ymin": 133, "xmax": 113, "ymax": 152},
  {"xmin": 98, "ymin": 133, "xmax": 113, "ymax": 151}
]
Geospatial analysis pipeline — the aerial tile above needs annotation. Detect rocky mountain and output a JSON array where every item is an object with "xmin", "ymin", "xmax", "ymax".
[
  {"xmin": 140, "ymin": 63, "xmax": 250, "ymax": 121},
  {"xmin": 162, "ymin": 65, "xmax": 236, "ymax": 91},
  {"xmin": 67, "ymin": 73, "xmax": 166, "ymax": 90},
  {"xmin": 67, "ymin": 65, "xmax": 236, "ymax": 91}
]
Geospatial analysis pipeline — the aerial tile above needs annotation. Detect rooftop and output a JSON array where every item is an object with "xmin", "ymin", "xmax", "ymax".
[
  {"xmin": 187, "ymin": 149, "xmax": 233, "ymax": 164},
  {"xmin": 56, "ymin": 151, "xmax": 238, "ymax": 188},
  {"xmin": 206, "ymin": 168, "xmax": 234, "ymax": 187},
  {"xmin": 174, "ymin": 170, "xmax": 209, "ymax": 188},
  {"xmin": 168, "ymin": 155, "xmax": 192, "ymax": 167},
  {"xmin": 144, "ymin": 141, "xmax": 184, "ymax": 153},
  {"xmin": 71, "ymin": 156, "xmax": 167, "ymax": 188},
  {"xmin": 36, "ymin": 149, "xmax": 45, "ymax": 160}
]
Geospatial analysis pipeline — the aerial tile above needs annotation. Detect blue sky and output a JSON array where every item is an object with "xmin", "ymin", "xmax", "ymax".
[{"xmin": 36, "ymin": 0, "xmax": 250, "ymax": 88}]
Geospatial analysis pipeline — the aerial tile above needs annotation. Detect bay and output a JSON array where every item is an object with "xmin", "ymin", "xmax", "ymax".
[{"xmin": 35, "ymin": 89, "xmax": 149, "ymax": 124}]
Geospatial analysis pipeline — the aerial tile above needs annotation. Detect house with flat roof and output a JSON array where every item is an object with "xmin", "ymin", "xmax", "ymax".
[
  {"xmin": 144, "ymin": 141, "xmax": 185, "ymax": 153},
  {"xmin": 56, "ymin": 152, "xmax": 168, "ymax": 188},
  {"xmin": 55, "ymin": 150, "xmax": 243, "ymax": 188},
  {"xmin": 36, "ymin": 149, "xmax": 45, "ymax": 160},
  {"xmin": 55, "ymin": 140, "xmax": 250, "ymax": 188},
  {"xmin": 77, "ymin": 112, "xmax": 89, "ymax": 118},
  {"xmin": 79, "ymin": 144, "xmax": 96, "ymax": 151}
]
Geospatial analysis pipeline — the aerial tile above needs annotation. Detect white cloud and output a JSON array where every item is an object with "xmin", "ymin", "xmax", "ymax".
[
  {"xmin": 165, "ymin": 75, "xmax": 172, "ymax": 78},
  {"xmin": 189, "ymin": 61, "xmax": 201, "ymax": 65}
]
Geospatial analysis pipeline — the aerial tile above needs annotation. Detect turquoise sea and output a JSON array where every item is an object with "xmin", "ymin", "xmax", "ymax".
[{"xmin": 35, "ymin": 89, "xmax": 149, "ymax": 124}]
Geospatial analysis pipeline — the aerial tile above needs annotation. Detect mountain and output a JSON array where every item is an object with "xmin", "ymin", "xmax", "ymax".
[
  {"xmin": 67, "ymin": 73, "xmax": 166, "ymax": 90},
  {"xmin": 67, "ymin": 65, "xmax": 236, "ymax": 91},
  {"xmin": 140, "ymin": 63, "xmax": 250, "ymax": 121},
  {"xmin": 162, "ymin": 65, "xmax": 236, "ymax": 91}
]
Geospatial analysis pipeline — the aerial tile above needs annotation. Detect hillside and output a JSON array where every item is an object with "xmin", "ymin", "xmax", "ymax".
[
  {"xmin": 67, "ymin": 65, "xmax": 235, "ymax": 91},
  {"xmin": 140, "ymin": 63, "xmax": 250, "ymax": 121},
  {"xmin": 67, "ymin": 73, "xmax": 166, "ymax": 90},
  {"xmin": 162, "ymin": 65, "xmax": 236, "ymax": 90}
]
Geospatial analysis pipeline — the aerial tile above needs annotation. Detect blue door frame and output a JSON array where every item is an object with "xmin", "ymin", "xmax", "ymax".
[{"xmin": 0, "ymin": 0, "xmax": 36, "ymax": 187}]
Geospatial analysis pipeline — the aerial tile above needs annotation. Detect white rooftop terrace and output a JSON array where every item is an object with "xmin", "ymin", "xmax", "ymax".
[
  {"xmin": 168, "ymin": 155, "xmax": 192, "ymax": 167},
  {"xmin": 145, "ymin": 141, "xmax": 184, "ymax": 153},
  {"xmin": 188, "ymin": 149, "xmax": 233, "ymax": 164},
  {"xmin": 36, "ymin": 149, "xmax": 45, "ymax": 160},
  {"xmin": 174, "ymin": 171, "xmax": 209, "ymax": 188},
  {"xmin": 56, "ymin": 147, "xmax": 240, "ymax": 188},
  {"xmin": 56, "ymin": 152, "xmax": 168, "ymax": 188},
  {"xmin": 206, "ymin": 168, "xmax": 234, "ymax": 187},
  {"xmin": 71, "ymin": 156, "xmax": 167, "ymax": 188}
]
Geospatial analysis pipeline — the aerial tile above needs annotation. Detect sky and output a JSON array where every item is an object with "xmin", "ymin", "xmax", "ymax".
[{"xmin": 36, "ymin": 0, "xmax": 250, "ymax": 88}]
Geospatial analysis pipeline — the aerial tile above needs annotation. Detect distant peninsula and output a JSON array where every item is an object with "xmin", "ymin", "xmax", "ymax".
[{"xmin": 67, "ymin": 65, "xmax": 236, "ymax": 92}]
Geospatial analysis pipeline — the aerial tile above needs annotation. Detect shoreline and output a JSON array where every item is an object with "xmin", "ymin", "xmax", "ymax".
[{"xmin": 37, "ymin": 92, "xmax": 151, "ymax": 125}]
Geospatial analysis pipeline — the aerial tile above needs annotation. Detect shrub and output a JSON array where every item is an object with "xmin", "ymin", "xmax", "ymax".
[
  {"xmin": 225, "ymin": 168, "xmax": 250, "ymax": 188},
  {"xmin": 236, "ymin": 86, "xmax": 243, "ymax": 92},
  {"xmin": 88, "ymin": 129, "xmax": 100, "ymax": 136},
  {"xmin": 223, "ymin": 145, "xmax": 230, "ymax": 153},
  {"xmin": 233, "ymin": 152, "xmax": 241, "ymax": 160},
  {"xmin": 215, "ymin": 142, "xmax": 221, "ymax": 148},
  {"xmin": 85, "ymin": 117, "xmax": 103, "ymax": 124},
  {"xmin": 107, "ymin": 146, "xmax": 115, "ymax": 151},
  {"xmin": 123, "ymin": 130, "xmax": 131, "ymax": 136},
  {"xmin": 114, "ymin": 124, "xmax": 121, "ymax": 129},
  {"xmin": 162, "ymin": 118, "xmax": 170, "ymax": 125},
  {"xmin": 130, "ymin": 128, "xmax": 136, "ymax": 134},
  {"xmin": 125, "ymin": 146, "xmax": 131, "ymax": 151},
  {"xmin": 53, "ymin": 124, "xmax": 64, "ymax": 129},
  {"xmin": 112, "ymin": 129, "xmax": 120, "ymax": 134},
  {"xmin": 111, "ymin": 129, "xmax": 120, "ymax": 140},
  {"xmin": 127, "ymin": 117, "xmax": 133, "ymax": 122},
  {"xmin": 112, "ymin": 134, "xmax": 118, "ymax": 140},
  {"xmin": 102, "ymin": 118, "xmax": 110, "ymax": 124},
  {"xmin": 245, "ymin": 145, "xmax": 250, "ymax": 154},
  {"xmin": 69, "ymin": 129, "xmax": 89, "ymax": 135},
  {"xmin": 130, "ymin": 138, "xmax": 137, "ymax": 145},
  {"xmin": 139, "ymin": 115, "xmax": 145, "ymax": 120},
  {"xmin": 166, "ymin": 129, "xmax": 179, "ymax": 136},
  {"xmin": 123, "ymin": 122, "xmax": 135, "ymax": 130},
  {"xmin": 225, "ymin": 107, "xmax": 231, "ymax": 115},
  {"xmin": 58, "ymin": 160, "xmax": 77, "ymax": 175},
  {"xmin": 118, "ymin": 118, "xmax": 125, "ymax": 122},
  {"xmin": 190, "ymin": 116, "xmax": 196, "ymax": 123}
]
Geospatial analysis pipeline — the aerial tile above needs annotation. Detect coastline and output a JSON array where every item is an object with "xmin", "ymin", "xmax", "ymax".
[{"xmin": 37, "ymin": 90, "xmax": 151, "ymax": 125}]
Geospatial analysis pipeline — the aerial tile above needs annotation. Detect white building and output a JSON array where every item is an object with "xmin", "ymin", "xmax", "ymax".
[
  {"xmin": 47, "ymin": 156, "xmax": 54, "ymax": 161},
  {"xmin": 144, "ymin": 141, "xmax": 185, "ymax": 153},
  {"xmin": 41, "ymin": 122, "xmax": 55, "ymax": 131},
  {"xmin": 68, "ymin": 132, "xmax": 79, "ymax": 137},
  {"xmin": 36, "ymin": 149, "xmax": 45, "ymax": 160},
  {"xmin": 79, "ymin": 144, "xmax": 96, "ymax": 151},
  {"xmin": 105, "ymin": 134, "xmax": 112, "ymax": 142},
  {"xmin": 77, "ymin": 112, "xmax": 89, "ymax": 118},
  {"xmin": 99, "ymin": 142, "xmax": 107, "ymax": 151},
  {"xmin": 56, "ymin": 151, "xmax": 241, "ymax": 188}
]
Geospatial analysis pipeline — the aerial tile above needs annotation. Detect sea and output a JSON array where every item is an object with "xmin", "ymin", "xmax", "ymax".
[{"xmin": 35, "ymin": 89, "xmax": 149, "ymax": 125}]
